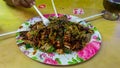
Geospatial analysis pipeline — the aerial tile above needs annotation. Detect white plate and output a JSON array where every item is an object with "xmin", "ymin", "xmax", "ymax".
[{"xmin": 16, "ymin": 14, "xmax": 102, "ymax": 65}]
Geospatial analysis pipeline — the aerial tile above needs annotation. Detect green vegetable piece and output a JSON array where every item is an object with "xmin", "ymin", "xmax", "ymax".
[
  {"xmin": 76, "ymin": 56, "xmax": 84, "ymax": 62},
  {"xmin": 47, "ymin": 46, "xmax": 55, "ymax": 53},
  {"xmin": 69, "ymin": 22, "xmax": 74, "ymax": 25},
  {"xmin": 86, "ymin": 22, "xmax": 91, "ymax": 26},
  {"xmin": 25, "ymin": 44, "xmax": 32, "ymax": 49},
  {"xmin": 72, "ymin": 58, "xmax": 78, "ymax": 63},
  {"xmin": 32, "ymin": 56, "xmax": 41, "ymax": 62},
  {"xmin": 68, "ymin": 58, "xmax": 79, "ymax": 64},
  {"xmin": 16, "ymin": 32, "xmax": 20, "ymax": 37},
  {"xmin": 32, "ymin": 56, "xmax": 38, "ymax": 60},
  {"xmin": 68, "ymin": 61, "xmax": 75, "ymax": 64},
  {"xmin": 34, "ymin": 47, "xmax": 39, "ymax": 50},
  {"xmin": 64, "ymin": 49, "xmax": 72, "ymax": 54},
  {"xmin": 93, "ymin": 27, "xmax": 98, "ymax": 31},
  {"xmin": 55, "ymin": 58, "xmax": 62, "ymax": 64},
  {"xmin": 97, "ymin": 36, "xmax": 101, "ymax": 40},
  {"xmin": 17, "ymin": 40, "xmax": 24, "ymax": 43},
  {"xmin": 24, "ymin": 22, "xmax": 30, "ymax": 26}
]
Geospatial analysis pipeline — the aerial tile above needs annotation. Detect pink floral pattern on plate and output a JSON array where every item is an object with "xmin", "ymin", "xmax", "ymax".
[
  {"xmin": 77, "ymin": 41, "xmax": 101, "ymax": 60},
  {"xmin": 40, "ymin": 53, "xmax": 58, "ymax": 65}
]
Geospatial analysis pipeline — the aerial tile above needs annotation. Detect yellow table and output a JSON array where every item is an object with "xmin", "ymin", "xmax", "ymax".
[{"xmin": 0, "ymin": 0, "xmax": 120, "ymax": 68}]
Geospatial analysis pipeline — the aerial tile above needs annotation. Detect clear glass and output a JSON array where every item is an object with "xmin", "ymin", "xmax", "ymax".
[{"xmin": 103, "ymin": 0, "xmax": 120, "ymax": 21}]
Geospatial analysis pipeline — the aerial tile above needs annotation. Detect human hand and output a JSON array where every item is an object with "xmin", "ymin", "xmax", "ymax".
[
  {"xmin": 4, "ymin": 0, "xmax": 35, "ymax": 8},
  {"xmin": 19, "ymin": 0, "xmax": 35, "ymax": 8}
]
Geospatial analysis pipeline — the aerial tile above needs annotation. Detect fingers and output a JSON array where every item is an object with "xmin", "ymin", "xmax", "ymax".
[
  {"xmin": 20, "ymin": 0, "xmax": 30, "ymax": 8},
  {"xmin": 25, "ymin": 0, "xmax": 35, "ymax": 6},
  {"xmin": 20, "ymin": 0, "xmax": 35, "ymax": 8}
]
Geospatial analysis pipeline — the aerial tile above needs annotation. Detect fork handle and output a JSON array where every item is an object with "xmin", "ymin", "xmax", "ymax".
[{"xmin": 0, "ymin": 31, "xmax": 18, "ymax": 37}]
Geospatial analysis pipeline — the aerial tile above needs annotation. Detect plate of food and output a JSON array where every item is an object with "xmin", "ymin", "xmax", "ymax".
[{"xmin": 16, "ymin": 14, "xmax": 102, "ymax": 65}]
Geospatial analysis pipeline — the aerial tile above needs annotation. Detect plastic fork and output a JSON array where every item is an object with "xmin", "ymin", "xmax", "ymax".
[{"xmin": 33, "ymin": 5, "xmax": 50, "ymax": 26}]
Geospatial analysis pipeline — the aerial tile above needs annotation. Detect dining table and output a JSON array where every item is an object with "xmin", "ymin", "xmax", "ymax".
[{"xmin": 0, "ymin": 0, "xmax": 120, "ymax": 68}]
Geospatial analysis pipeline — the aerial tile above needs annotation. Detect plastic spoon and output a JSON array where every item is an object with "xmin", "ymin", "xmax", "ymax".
[
  {"xmin": 79, "ymin": 13, "xmax": 104, "ymax": 22},
  {"xmin": 51, "ymin": 0, "xmax": 58, "ymax": 17}
]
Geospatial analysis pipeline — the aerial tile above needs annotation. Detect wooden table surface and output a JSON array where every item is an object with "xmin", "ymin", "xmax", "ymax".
[{"xmin": 0, "ymin": 0, "xmax": 120, "ymax": 68}]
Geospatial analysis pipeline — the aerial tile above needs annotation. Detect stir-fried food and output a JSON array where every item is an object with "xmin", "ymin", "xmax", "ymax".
[{"xmin": 19, "ymin": 15, "xmax": 94, "ymax": 54}]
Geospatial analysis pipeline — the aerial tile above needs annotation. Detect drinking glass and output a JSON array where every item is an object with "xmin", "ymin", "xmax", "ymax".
[{"xmin": 103, "ymin": 0, "xmax": 120, "ymax": 21}]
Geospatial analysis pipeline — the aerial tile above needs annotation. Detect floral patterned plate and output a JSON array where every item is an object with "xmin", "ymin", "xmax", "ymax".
[{"xmin": 16, "ymin": 14, "xmax": 102, "ymax": 65}]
